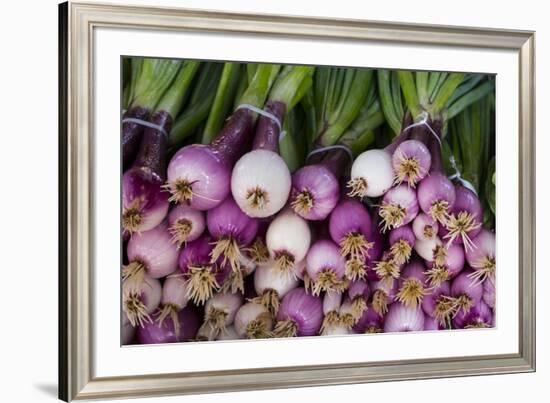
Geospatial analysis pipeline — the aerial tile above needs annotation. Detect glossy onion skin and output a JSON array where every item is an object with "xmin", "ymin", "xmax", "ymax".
[
  {"xmin": 277, "ymin": 288, "xmax": 323, "ymax": 336},
  {"xmin": 383, "ymin": 303, "xmax": 425, "ymax": 332},
  {"xmin": 290, "ymin": 165, "xmax": 340, "ymax": 220}
]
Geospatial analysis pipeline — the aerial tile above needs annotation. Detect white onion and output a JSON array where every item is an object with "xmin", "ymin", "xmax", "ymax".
[
  {"xmin": 231, "ymin": 150, "xmax": 291, "ymax": 218},
  {"xmin": 323, "ymin": 291, "xmax": 343, "ymax": 315},
  {"xmin": 414, "ymin": 237, "xmax": 443, "ymax": 262},
  {"xmin": 348, "ymin": 149, "xmax": 394, "ymax": 197},
  {"xmin": 322, "ymin": 324, "xmax": 351, "ymax": 335},
  {"xmin": 412, "ymin": 212, "xmax": 439, "ymax": 241},
  {"xmin": 215, "ymin": 325, "xmax": 239, "ymax": 341},
  {"xmin": 254, "ymin": 263, "xmax": 299, "ymax": 298},
  {"xmin": 266, "ymin": 210, "xmax": 311, "ymax": 274},
  {"xmin": 234, "ymin": 302, "xmax": 273, "ymax": 339}
]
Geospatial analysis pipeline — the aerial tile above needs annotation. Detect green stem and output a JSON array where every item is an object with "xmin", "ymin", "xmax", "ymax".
[
  {"xmin": 416, "ymin": 71, "xmax": 430, "ymax": 107},
  {"xmin": 431, "ymin": 72, "xmax": 465, "ymax": 114},
  {"xmin": 202, "ymin": 62, "xmax": 242, "ymax": 144},
  {"xmin": 155, "ymin": 61, "xmax": 200, "ymax": 117},
  {"xmin": 446, "ymin": 80, "xmax": 495, "ymax": 119},
  {"xmin": 132, "ymin": 58, "xmax": 182, "ymax": 110},
  {"xmin": 237, "ymin": 64, "xmax": 281, "ymax": 109},
  {"xmin": 269, "ymin": 66, "xmax": 315, "ymax": 106},
  {"xmin": 377, "ymin": 70, "xmax": 402, "ymax": 135},
  {"xmin": 397, "ymin": 70, "xmax": 421, "ymax": 118}
]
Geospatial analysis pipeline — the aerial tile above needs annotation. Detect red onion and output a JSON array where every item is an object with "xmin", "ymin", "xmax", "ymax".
[
  {"xmin": 423, "ymin": 315, "xmax": 445, "ymax": 331},
  {"xmin": 412, "ymin": 212, "xmax": 439, "ymax": 241},
  {"xmin": 122, "ymin": 276, "xmax": 161, "ymax": 327},
  {"xmin": 178, "ymin": 235, "xmax": 226, "ymax": 305},
  {"xmin": 373, "ymin": 252, "xmax": 401, "ymax": 286},
  {"xmin": 123, "ymin": 223, "xmax": 179, "ymax": 293},
  {"xmin": 234, "ymin": 302, "xmax": 274, "ymax": 339},
  {"xmin": 383, "ymin": 303, "xmax": 425, "ymax": 332},
  {"xmin": 328, "ymin": 199, "xmax": 374, "ymax": 280},
  {"xmin": 371, "ymin": 279, "xmax": 398, "ymax": 315},
  {"xmin": 274, "ymin": 288, "xmax": 323, "ymax": 337},
  {"xmin": 306, "ymin": 239, "xmax": 347, "ymax": 295},
  {"xmin": 338, "ymin": 298, "xmax": 359, "ymax": 328},
  {"xmin": 450, "ymin": 270, "xmax": 483, "ymax": 316},
  {"xmin": 347, "ymin": 279, "xmax": 370, "ymax": 318},
  {"xmin": 198, "ymin": 292, "xmax": 243, "ymax": 340},
  {"xmin": 483, "ymin": 277, "xmax": 495, "ymax": 309},
  {"xmin": 417, "ymin": 172, "xmax": 456, "ymax": 225},
  {"xmin": 207, "ymin": 196, "xmax": 259, "ymax": 292},
  {"xmin": 440, "ymin": 185, "xmax": 482, "ymax": 251},
  {"xmin": 421, "ymin": 281, "xmax": 454, "ymax": 327},
  {"xmin": 396, "ymin": 260, "xmax": 428, "ymax": 308},
  {"xmin": 352, "ymin": 303, "xmax": 384, "ymax": 333},
  {"xmin": 137, "ymin": 306, "xmax": 200, "ymax": 344},
  {"xmin": 392, "ymin": 139, "xmax": 431, "ymax": 187},
  {"xmin": 122, "ymin": 170, "xmax": 169, "ymax": 235},
  {"xmin": 167, "ymin": 205, "xmax": 205, "ymax": 247},
  {"xmin": 122, "ymin": 321, "xmax": 136, "ymax": 344},
  {"xmin": 424, "ymin": 242, "xmax": 465, "ymax": 287},
  {"xmin": 266, "ymin": 210, "xmax": 311, "ymax": 277},
  {"xmin": 465, "ymin": 229, "xmax": 496, "ymax": 284},
  {"xmin": 320, "ymin": 291, "xmax": 343, "ymax": 334},
  {"xmin": 155, "ymin": 274, "xmax": 190, "ymax": 336},
  {"xmin": 253, "ymin": 262, "xmax": 299, "ymax": 314},
  {"xmin": 379, "ymin": 184, "xmax": 419, "ymax": 232},
  {"xmin": 453, "ymin": 299, "xmax": 493, "ymax": 329},
  {"xmin": 388, "ymin": 224, "xmax": 415, "ymax": 265}
]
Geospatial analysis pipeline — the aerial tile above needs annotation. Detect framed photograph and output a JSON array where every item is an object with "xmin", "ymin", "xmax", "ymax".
[{"xmin": 59, "ymin": 1, "xmax": 535, "ymax": 401}]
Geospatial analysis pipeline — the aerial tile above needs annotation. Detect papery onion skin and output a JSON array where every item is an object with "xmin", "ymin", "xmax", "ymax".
[
  {"xmin": 452, "ymin": 299, "xmax": 493, "ymax": 329},
  {"xmin": 276, "ymin": 288, "xmax": 323, "ymax": 336},
  {"xmin": 122, "ymin": 169, "xmax": 169, "ymax": 234},
  {"xmin": 392, "ymin": 140, "xmax": 431, "ymax": 187},
  {"xmin": 167, "ymin": 205, "xmax": 205, "ymax": 245},
  {"xmin": 348, "ymin": 149, "xmax": 394, "ymax": 198},
  {"xmin": 290, "ymin": 164, "xmax": 340, "ymax": 221},
  {"xmin": 126, "ymin": 223, "xmax": 179, "ymax": 279},
  {"xmin": 383, "ymin": 303, "xmax": 425, "ymax": 332},
  {"xmin": 231, "ymin": 149, "xmax": 291, "ymax": 218},
  {"xmin": 136, "ymin": 306, "xmax": 200, "ymax": 344}
]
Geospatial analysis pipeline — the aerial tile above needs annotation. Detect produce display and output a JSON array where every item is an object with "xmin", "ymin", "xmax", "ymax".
[{"xmin": 121, "ymin": 58, "xmax": 496, "ymax": 344}]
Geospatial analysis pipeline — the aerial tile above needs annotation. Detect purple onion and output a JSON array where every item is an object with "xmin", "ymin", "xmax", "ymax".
[
  {"xmin": 306, "ymin": 239, "xmax": 347, "ymax": 295},
  {"xmin": 371, "ymin": 279, "xmax": 398, "ymax": 315},
  {"xmin": 379, "ymin": 184, "xmax": 419, "ymax": 232},
  {"xmin": 137, "ymin": 306, "xmax": 200, "ymax": 344},
  {"xmin": 421, "ymin": 281, "xmax": 453, "ymax": 327},
  {"xmin": 465, "ymin": 229, "xmax": 496, "ymax": 284},
  {"xmin": 347, "ymin": 279, "xmax": 370, "ymax": 318},
  {"xmin": 122, "ymin": 169, "xmax": 169, "ymax": 235},
  {"xmin": 178, "ymin": 235, "xmax": 225, "ymax": 305},
  {"xmin": 388, "ymin": 224, "xmax": 415, "ymax": 265},
  {"xmin": 274, "ymin": 288, "xmax": 323, "ymax": 337},
  {"xmin": 396, "ymin": 260, "xmax": 428, "ymax": 308},
  {"xmin": 450, "ymin": 270, "xmax": 484, "ymax": 316},
  {"xmin": 155, "ymin": 274, "xmax": 190, "ymax": 336},
  {"xmin": 352, "ymin": 303, "xmax": 384, "ymax": 333},
  {"xmin": 483, "ymin": 277, "xmax": 495, "ymax": 309},
  {"xmin": 440, "ymin": 185, "xmax": 482, "ymax": 251},
  {"xmin": 122, "ymin": 321, "xmax": 136, "ymax": 344},
  {"xmin": 328, "ymin": 199, "xmax": 373, "ymax": 280},
  {"xmin": 423, "ymin": 315, "xmax": 445, "ymax": 331},
  {"xmin": 124, "ymin": 223, "xmax": 179, "ymax": 292},
  {"xmin": 166, "ymin": 108, "xmax": 255, "ymax": 210},
  {"xmin": 417, "ymin": 172, "xmax": 456, "ymax": 225},
  {"xmin": 424, "ymin": 242, "xmax": 465, "ymax": 287},
  {"xmin": 383, "ymin": 303, "xmax": 425, "ymax": 332},
  {"xmin": 167, "ymin": 205, "xmax": 205, "ymax": 247},
  {"xmin": 207, "ymin": 196, "xmax": 259, "ymax": 292},
  {"xmin": 412, "ymin": 213, "xmax": 439, "ymax": 241},
  {"xmin": 453, "ymin": 299, "xmax": 493, "ymax": 329},
  {"xmin": 122, "ymin": 276, "xmax": 161, "ymax": 328},
  {"xmin": 320, "ymin": 291, "xmax": 343, "ymax": 334},
  {"xmin": 392, "ymin": 139, "xmax": 431, "ymax": 187},
  {"xmin": 373, "ymin": 252, "xmax": 402, "ymax": 286}
]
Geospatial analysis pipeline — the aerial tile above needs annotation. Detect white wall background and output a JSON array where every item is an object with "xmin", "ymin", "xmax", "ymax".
[{"xmin": 0, "ymin": 0, "xmax": 544, "ymax": 402}]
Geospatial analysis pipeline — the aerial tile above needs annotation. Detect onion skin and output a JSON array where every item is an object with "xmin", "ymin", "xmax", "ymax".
[
  {"xmin": 122, "ymin": 169, "xmax": 169, "ymax": 234},
  {"xmin": 388, "ymin": 225, "xmax": 415, "ymax": 265},
  {"xmin": 136, "ymin": 306, "xmax": 200, "ymax": 344},
  {"xmin": 423, "ymin": 315, "xmax": 445, "ymax": 331},
  {"xmin": 167, "ymin": 205, "xmax": 205, "ymax": 246},
  {"xmin": 306, "ymin": 239, "xmax": 347, "ymax": 295},
  {"xmin": 328, "ymin": 199, "xmax": 373, "ymax": 256},
  {"xmin": 439, "ymin": 185, "xmax": 482, "ymax": 249},
  {"xmin": 122, "ymin": 321, "xmax": 136, "ymax": 344},
  {"xmin": 290, "ymin": 164, "xmax": 340, "ymax": 221},
  {"xmin": 126, "ymin": 223, "xmax": 179, "ymax": 279},
  {"xmin": 253, "ymin": 263, "xmax": 299, "ymax": 313},
  {"xmin": 465, "ymin": 229, "xmax": 496, "ymax": 284},
  {"xmin": 215, "ymin": 325, "xmax": 239, "ymax": 341},
  {"xmin": 352, "ymin": 304, "xmax": 384, "ymax": 333},
  {"xmin": 417, "ymin": 172, "xmax": 456, "ymax": 224},
  {"xmin": 483, "ymin": 278, "xmax": 495, "ymax": 309},
  {"xmin": 421, "ymin": 281, "xmax": 452, "ymax": 320},
  {"xmin": 383, "ymin": 303, "xmax": 425, "ymax": 332},
  {"xmin": 453, "ymin": 299, "xmax": 493, "ymax": 329},
  {"xmin": 379, "ymin": 184, "xmax": 419, "ymax": 232},
  {"xmin": 276, "ymin": 288, "xmax": 323, "ymax": 336},
  {"xmin": 233, "ymin": 302, "xmax": 273, "ymax": 339},
  {"xmin": 412, "ymin": 213, "xmax": 439, "ymax": 241},
  {"xmin": 396, "ymin": 260, "xmax": 428, "ymax": 308},
  {"xmin": 450, "ymin": 270, "xmax": 484, "ymax": 317},
  {"xmin": 207, "ymin": 196, "xmax": 259, "ymax": 246},
  {"xmin": 122, "ymin": 276, "xmax": 162, "ymax": 328},
  {"xmin": 392, "ymin": 139, "xmax": 431, "ymax": 187},
  {"xmin": 348, "ymin": 149, "xmax": 394, "ymax": 198}
]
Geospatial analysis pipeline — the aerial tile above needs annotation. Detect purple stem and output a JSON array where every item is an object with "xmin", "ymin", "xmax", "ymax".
[
  {"xmin": 210, "ymin": 108, "xmax": 255, "ymax": 165},
  {"xmin": 321, "ymin": 148, "xmax": 350, "ymax": 179},
  {"xmin": 427, "ymin": 122, "xmax": 444, "ymax": 173},
  {"xmin": 252, "ymin": 101, "xmax": 286, "ymax": 153},
  {"xmin": 133, "ymin": 110, "xmax": 172, "ymax": 182},
  {"xmin": 122, "ymin": 106, "xmax": 150, "ymax": 168}
]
